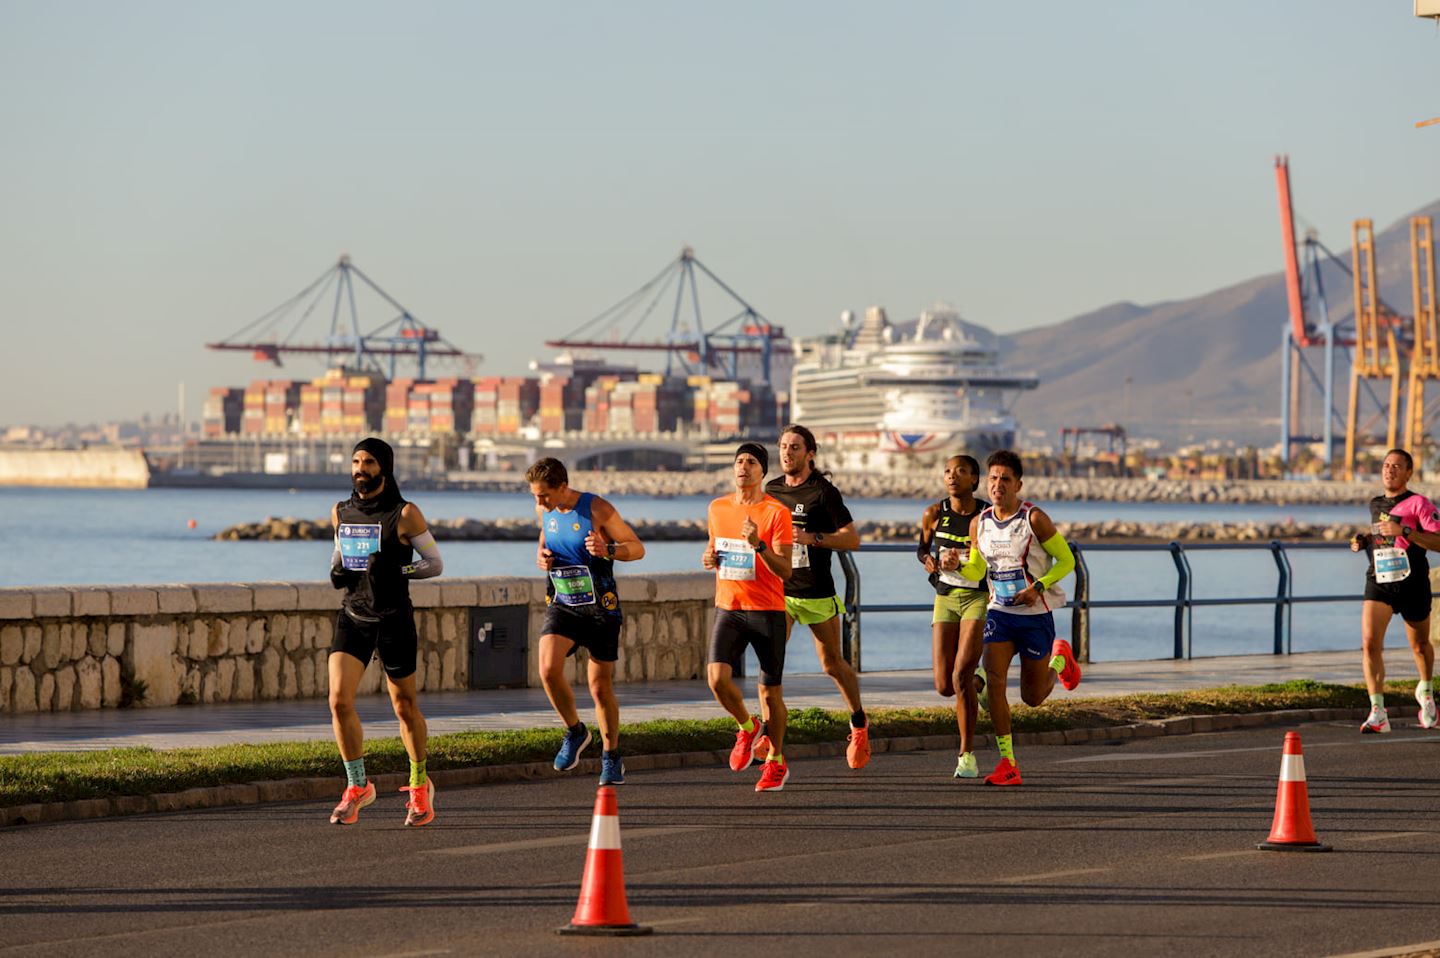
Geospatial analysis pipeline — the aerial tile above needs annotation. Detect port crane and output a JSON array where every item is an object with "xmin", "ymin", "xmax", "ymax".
[
  {"xmin": 1274, "ymin": 159, "xmax": 1423, "ymax": 477},
  {"xmin": 546, "ymin": 246, "xmax": 785, "ymax": 383},
  {"xmin": 206, "ymin": 255, "xmax": 480, "ymax": 380}
]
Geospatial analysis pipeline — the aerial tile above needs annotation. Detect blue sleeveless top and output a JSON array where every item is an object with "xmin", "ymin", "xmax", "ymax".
[{"xmin": 542, "ymin": 492, "xmax": 621, "ymax": 620}]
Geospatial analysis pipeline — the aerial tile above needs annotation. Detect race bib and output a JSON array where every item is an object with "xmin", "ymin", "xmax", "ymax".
[
  {"xmin": 338, "ymin": 523, "xmax": 381, "ymax": 571},
  {"xmin": 1374, "ymin": 547, "xmax": 1411, "ymax": 584},
  {"xmin": 550, "ymin": 565, "xmax": 596, "ymax": 606},
  {"xmin": 716, "ymin": 537, "xmax": 756, "ymax": 581},
  {"xmin": 792, "ymin": 544, "xmax": 810, "ymax": 569},
  {"xmin": 990, "ymin": 567, "xmax": 1028, "ymax": 606}
]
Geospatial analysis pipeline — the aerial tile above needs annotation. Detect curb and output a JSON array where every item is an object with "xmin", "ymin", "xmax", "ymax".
[{"xmin": 0, "ymin": 704, "xmax": 1404, "ymax": 828}]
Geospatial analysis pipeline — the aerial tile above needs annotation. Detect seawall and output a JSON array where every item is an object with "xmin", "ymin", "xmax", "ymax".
[
  {"xmin": 0, "ymin": 575, "xmax": 715, "ymax": 714},
  {"xmin": 0, "ymin": 448, "xmax": 151, "ymax": 489}
]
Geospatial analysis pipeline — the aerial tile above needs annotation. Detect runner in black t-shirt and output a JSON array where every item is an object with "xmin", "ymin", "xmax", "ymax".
[
  {"xmin": 1348, "ymin": 448, "xmax": 1440, "ymax": 733},
  {"xmin": 762, "ymin": 424, "xmax": 870, "ymax": 769}
]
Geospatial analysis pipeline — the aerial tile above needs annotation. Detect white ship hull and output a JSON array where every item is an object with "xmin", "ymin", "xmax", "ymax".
[{"xmin": 790, "ymin": 306, "xmax": 1037, "ymax": 468}]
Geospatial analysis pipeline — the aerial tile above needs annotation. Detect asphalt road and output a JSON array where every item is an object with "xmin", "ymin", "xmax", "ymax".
[{"xmin": 3, "ymin": 720, "xmax": 1439, "ymax": 958}]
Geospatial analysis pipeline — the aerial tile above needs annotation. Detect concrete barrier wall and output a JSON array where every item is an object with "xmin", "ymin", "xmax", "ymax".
[
  {"xmin": 0, "ymin": 574, "xmax": 716, "ymax": 714},
  {"xmin": 0, "ymin": 448, "xmax": 151, "ymax": 489}
]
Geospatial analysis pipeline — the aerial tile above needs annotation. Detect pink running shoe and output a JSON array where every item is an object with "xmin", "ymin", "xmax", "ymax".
[
  {"xmin": 330, "ymin": 781, "xmax": 376, "ymax": 825},
  {"xmin": 401, "ymin": 779, "xmax": 435, "ymax": 827}
]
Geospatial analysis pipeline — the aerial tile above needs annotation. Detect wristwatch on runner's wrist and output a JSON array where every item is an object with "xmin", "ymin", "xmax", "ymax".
[
  {"xmin": 755, "ymin": 540, "xmax": 767, "ymax": 554},
  {"xmin": 815, "ymin": 533, "xmax": 825, "ymax": 544},
  {"xmin": 1402, "ymin": 524, "xmax": 1414, "ymax": 538},
  {"xmin": 606, "ymin": 541, "xmax": 617, "ymax": 558}
]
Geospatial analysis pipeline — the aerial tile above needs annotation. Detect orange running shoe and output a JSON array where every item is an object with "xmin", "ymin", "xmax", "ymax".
[
  {"xmin": 751, "ymin": 732, "xmax": 773, "ymax": 766},
  {"xmin": 846, "ymin": 724, "xmax": 871, "ymax": 769},
  {"xmin": 1050, "ymin": 638, "xmax": 1082, "ymax": 691},
  {"xmin": 730, "ymin": 717, "xmax": 761, "ymax": 771},
  {"xmin": 983, "ymin": 758, "xmax": 1023, "ymax": 786},
  {"xmin": 401, "ymin": 779, "xmax": 435, "ymax": 827},
  {"xmin": 755, "ymin": 759, "xmax": 790, "ymax": 792},
  {"xmin": 330, "ymin": 781, "xmax": 376, "ymax": 825}
]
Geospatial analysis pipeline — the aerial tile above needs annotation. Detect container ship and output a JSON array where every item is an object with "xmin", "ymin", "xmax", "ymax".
[{"xmin": 789, "ymin": 306, "xmax": 1038, "ymax": 469}]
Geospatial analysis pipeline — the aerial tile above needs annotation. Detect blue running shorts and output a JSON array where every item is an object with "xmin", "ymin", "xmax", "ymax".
[{"xmin": 982, "ymin": 608, "xmax": 1056, "ymax": 661}]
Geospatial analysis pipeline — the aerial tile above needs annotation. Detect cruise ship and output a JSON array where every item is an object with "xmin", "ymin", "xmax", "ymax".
[{"xmin": 789, "ymin": 305, "xmax": 1038, "ymax": 468}]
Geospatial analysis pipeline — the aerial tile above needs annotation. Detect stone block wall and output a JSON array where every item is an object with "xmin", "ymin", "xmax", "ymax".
[{"xmin": 0, "ymin": 574, "xmax": 715, "ymax": 713}]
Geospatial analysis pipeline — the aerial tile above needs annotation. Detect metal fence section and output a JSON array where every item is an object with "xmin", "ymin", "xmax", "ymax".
[{"xmin": 837, "ymin": 540, "xmax": 1373, "ymax": 667}]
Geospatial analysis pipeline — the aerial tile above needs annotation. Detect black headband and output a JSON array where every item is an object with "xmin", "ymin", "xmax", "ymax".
[{"xmin": 735, "ymin": 442, "xmax": 769, "ymax": 475}]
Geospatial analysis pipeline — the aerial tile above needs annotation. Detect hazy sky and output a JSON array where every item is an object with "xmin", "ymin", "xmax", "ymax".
[{"xmin": 3, "ymin": 1, "xmax": 1438, "ymax": 426}]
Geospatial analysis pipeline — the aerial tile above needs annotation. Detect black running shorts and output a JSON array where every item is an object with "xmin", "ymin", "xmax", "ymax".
[
  {"xmin": 540, "ymin": 605, "xmax": 622, "ymax": 663},
  {"xmin": 331, "ymin": 606, "xmax": 419, "ymax": 680},
  {"xmin": 1364, "ymin": 580, "xmax": 1433, "ymax": 624},
  {"xmin": 709, "ymin": 609, "xmax": 787, "ymax": 686}
]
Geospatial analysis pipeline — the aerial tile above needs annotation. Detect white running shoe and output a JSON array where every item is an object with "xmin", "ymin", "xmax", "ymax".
[
  {"xmin": 1416, "ymin": 689, "xmax": 1438, "ymax": 730},
  {"xmin": 1360, "ymin": 707, "xmax": 1392, "ymax": 734}
]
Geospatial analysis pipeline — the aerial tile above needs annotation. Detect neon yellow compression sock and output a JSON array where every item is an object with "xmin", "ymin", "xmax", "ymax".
[
  {"xmin": 410, "ymin": 758, "xmax": 427, "ymax": 788},
  {"xmin": 997, "ymin": 734, "xmax": 1014, "ymax": 763},
  {"xmin": 740, "ymin": 716, "xmax": 756, "ymax": 732}
]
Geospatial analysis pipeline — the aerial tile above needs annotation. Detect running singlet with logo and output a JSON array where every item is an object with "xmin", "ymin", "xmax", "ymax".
[
  {"xmin": 542, "ymin": 493, "xmax": 621, "ymax": 620},
  {"xmin": 764, "ymin": 472, "xmax": 853, "ymax": 599},
  {"xmin": 336, "ymin": 496, "xmax": 414, "ymax": 616},
  {"xmin": 926, "ymin": 498, "xmax": 989, "ymax": 595},
  {"xmin": 974, "ymin": 501, "xmax": 1066, "ymax": 614},
  {"xmin": 708, "ymin": 495, "xmax": 794, "ymax": 612},
  {"xmin": 1366, "ymin": 491, "xmax": 1440, "ymax": 589}
]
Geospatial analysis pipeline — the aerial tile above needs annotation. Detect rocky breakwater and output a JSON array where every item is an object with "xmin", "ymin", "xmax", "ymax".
[
  {"xmin": 443, "ymin": 470, "xmax": 1434, "ymax": 505},
  {"xmin": 218, "ymin": 516, "xmax": 1362, "ymax": 543}
]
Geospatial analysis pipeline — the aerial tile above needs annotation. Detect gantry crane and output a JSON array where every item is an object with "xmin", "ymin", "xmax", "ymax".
[
  {"xmin": 1343, "ymin": 221, "xmax": 1405, "ymax": 480},
  {"xmin": 545, "ymin": 247, "xmax": 787, "ymax": 383},
  {"xmin": 206, "ymin": 255, "xmax": 480, "ymax": 380},
  {"xmin": 1405, "ymin": 217, "xmax": 1439, "ymax": 456}
]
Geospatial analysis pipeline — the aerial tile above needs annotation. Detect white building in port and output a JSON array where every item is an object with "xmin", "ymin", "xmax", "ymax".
[{"xmin": 789, "ymin": 305, "xmax": 1038, "ymax": 469}]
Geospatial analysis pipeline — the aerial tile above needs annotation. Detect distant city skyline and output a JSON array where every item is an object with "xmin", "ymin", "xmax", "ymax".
[{"xmin": 2, "ymin": 1, "xmax": 1438, "ymax": 426}]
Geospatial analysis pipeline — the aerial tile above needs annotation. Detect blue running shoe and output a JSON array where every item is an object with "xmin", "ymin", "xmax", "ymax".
[
  {"xmin": 554, "ymin": 723, "xmax": 592, "ymax": 771},
  {"xmin": 599, "ymin": 752, "xmax": 625, "ymax": 785}
]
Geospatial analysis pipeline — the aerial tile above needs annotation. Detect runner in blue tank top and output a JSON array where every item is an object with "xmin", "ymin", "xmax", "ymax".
[{"xmin": 527, "ymin": 457, "xmax": 646, "ymax": 786}]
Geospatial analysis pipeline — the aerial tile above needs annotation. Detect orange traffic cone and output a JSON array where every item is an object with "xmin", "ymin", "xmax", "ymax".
[
  {"xmin": 1256, "ymin": 731, "xmax": 1331, "ymax": 852},
  {"xmin": 556, "ymin": 786, "xmax": 653, "ymax": 936}
]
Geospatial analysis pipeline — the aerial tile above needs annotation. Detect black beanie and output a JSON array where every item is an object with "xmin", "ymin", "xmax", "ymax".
[
  {"xmin": 353, "ymin": 437, "xmax": 395, "ymax": 477},
  {"xmin": 351, "ymin": 437, "xmax": 401, "ymax": 509},
  {"xmin": 735, "ymin": 442, "xmax": 769, "ymax": 475}
]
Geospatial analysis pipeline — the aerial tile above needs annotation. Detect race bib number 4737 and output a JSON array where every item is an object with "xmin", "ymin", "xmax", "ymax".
[{"xmin": 716, "ymin": 537, "xmax": 756, "ymax": 581}]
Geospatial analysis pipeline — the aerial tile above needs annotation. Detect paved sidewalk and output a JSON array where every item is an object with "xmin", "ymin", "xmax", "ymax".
[{"xmin": 0, "ymin": 650, "xmax": 1366, "ymax": 754}]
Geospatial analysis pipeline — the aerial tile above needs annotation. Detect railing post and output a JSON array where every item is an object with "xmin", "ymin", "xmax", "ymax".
[
  {"xmin": 838, "ymin": 550, "xmax": 862, "ymax": 672},
  {"xmin": 1269, "ymin": 541, "xmax": 1293, "ymax": 655},
  {"xmin": 1168, "ymin": 542, "xmax": 1192, "ymax": 659},
  {"xmin": 1071, "ymin": 543, "xmax": 1091, "ymax": 663}
]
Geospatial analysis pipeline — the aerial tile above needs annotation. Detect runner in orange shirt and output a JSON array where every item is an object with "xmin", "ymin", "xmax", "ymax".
[{"xmin": 702, "ymin": 442, "xmax": 796, "ymax": 792}]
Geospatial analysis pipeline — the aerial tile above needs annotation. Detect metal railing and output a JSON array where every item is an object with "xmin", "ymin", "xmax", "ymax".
[{"xmin": 837, "ymin": 540, "xmax": 1378, "ymax": 667}]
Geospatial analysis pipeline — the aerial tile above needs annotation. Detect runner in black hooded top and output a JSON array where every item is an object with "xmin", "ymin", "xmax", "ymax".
[{"xmin": 326, "ymin": 437, "xmax": 445, "ymax": 828}]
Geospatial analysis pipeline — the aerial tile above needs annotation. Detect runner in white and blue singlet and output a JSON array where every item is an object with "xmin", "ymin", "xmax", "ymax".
[{"xmin": 957, "ymin": 449, "xmax": 1081, "ymax": 787}]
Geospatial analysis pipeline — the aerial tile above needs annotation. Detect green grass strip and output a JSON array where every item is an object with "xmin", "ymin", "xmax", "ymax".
[{"xmin": 0, "ymin": 679, "xmax": 1403, "ymax": 808}]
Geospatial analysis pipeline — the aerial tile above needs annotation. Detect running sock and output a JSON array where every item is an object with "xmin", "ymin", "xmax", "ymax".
[
  {"xmin": 409, "ymin": 758, "xmax": 427, "ymax": 788},
  {"xmin": 740, "ymin": 716, "xmax": 756, "ymax": 733},
  {"xmin": 1370, "ymin": 693, "xmax": 1386, "ymax": 709},
  {"xmin": 343, "ymin": 757, "xmax": 366, "ymax": 788},
  {"xmin": 851, "ymin": 709, "xmax": 866, "ymax": 729},
  {"xmin": 766, "ymin": 753, "xmax": 785, "ymax": 765},
  {"xmin": 603, "ymin": 749, "xmax": 620, "ymax": 760},
  {"xmin": 997, "ymin": 734, "xmax": 1014, "ymax": 763},
  {"xmin": 1419, "ymin": 680, "xmax": 1434, "ymax": 697}
]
